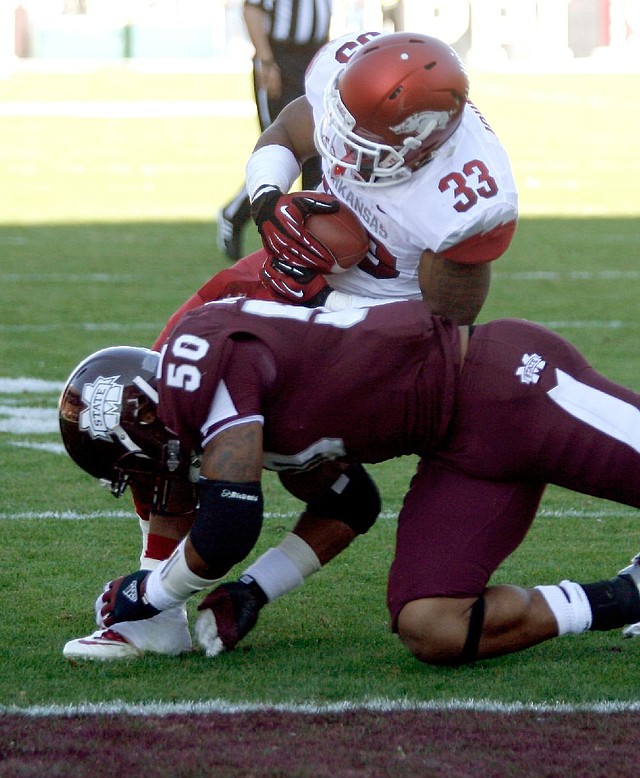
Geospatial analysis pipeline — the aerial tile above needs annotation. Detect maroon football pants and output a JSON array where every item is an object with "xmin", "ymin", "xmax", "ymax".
[{"xmin": 388, "ymin": 318, "xmax": 640, "ymax": 626}]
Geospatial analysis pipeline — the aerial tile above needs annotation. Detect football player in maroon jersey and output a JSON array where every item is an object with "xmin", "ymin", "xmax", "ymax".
[{"xmin": 60, "ymin": 299, "xmax": 640, "ymax": 665}]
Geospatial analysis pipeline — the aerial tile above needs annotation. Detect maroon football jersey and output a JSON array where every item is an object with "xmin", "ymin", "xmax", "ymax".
[{"xmin": 157, "ymin": 299, "xmax": 462, "ymax": 471}]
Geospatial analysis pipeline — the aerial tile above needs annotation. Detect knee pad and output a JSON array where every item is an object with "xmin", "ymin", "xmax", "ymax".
[
  {"xmin": 189, "ymin": 479, "xmax": 263, "ymax": 577},
  {"xmin": 306, "ymin": 464, "xmax": 381, "ymax": 535}
]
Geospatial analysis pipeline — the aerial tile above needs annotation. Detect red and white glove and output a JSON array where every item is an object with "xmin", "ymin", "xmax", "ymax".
[
  {"xmin": 251, "ymin": 188, "xmax": 340, "ymax": 272},
  {"xmin": 261, "ymin": 255, "xmax": 332, "ymax": 308}
]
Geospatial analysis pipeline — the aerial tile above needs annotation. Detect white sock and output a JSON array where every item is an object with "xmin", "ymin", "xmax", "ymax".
[
  {"xmin": 145, "ymin": 539, "xmax": 220, "ymax": 611},
  {"xmin": 140, "ymin": 556, "xmax": 161, "ymax": 572},
  {"xmin": 136, "ymin": 516, "xmax": 164, "ymax": 572},
  {"xmin": 242, "ymin": 532, "xmax": 321, "ymax": 603},
  {"xmin": 138, "ymin": 517, "xmax": 150, "ymax": 568},
  {"xmin": 536, "ymin": 580, "xmax": 593, "ymax": 635}
]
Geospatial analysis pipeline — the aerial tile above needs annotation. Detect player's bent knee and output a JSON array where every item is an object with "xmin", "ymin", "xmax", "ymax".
[
  {"xmin": 397, "ymin": 597, "xmax": 478, "ymax": 665},
  {"xmin": 306, "ymin": 464, "xmax": 381, "ymax": 535}
]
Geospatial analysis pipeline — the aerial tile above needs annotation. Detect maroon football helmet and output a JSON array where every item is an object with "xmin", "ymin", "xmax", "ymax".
[
  {"xmin": 59, "ymin": 346, "xmax": 193, "ymax": 504},
  {"xmin": 315, "ymin": 32, "xmax": 469, "ymax": 186}
]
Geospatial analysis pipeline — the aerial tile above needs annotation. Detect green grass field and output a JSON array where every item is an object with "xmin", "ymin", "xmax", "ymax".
[{"xmin": 0, "ymin": 66, "xmax": 639, "ymax": 711}]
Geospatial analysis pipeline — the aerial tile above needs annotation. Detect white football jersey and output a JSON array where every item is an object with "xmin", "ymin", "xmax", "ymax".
[{"xmin": 305, "ymin": 33, "xmax": 518, "ymax": 300}]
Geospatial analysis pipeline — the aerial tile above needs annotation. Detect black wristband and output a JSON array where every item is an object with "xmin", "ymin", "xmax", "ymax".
[
  {"xmin": 250, "ymin": 187, "xmax": 282, "ymax": 226},
  {"xmin": 302, "ymin": 284, "xmax": 332, "ymax": 309}
]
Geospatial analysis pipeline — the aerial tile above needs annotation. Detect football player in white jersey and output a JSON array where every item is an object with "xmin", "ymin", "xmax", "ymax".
[
  {"xmin": 62, "ymin": 31, "xmax": 522, "ymax": 660},
  {"xmin": 251, "ymin": 30, "xmax": 517, "ymax": 321}
]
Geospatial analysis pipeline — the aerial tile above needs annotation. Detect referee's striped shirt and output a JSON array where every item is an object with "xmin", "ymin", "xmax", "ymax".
[{"xmin": 245, "ymin": 0, "xmax": 332, "ymax": 45}]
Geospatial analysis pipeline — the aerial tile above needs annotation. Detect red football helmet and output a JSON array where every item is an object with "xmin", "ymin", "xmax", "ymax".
[
  {"xmin": 315, "ymin": 33, "xmax": 469, "ymax": 186},
  {"xmin": 59, "ymin": 346, "xmax": 194, "ymax": 505}
]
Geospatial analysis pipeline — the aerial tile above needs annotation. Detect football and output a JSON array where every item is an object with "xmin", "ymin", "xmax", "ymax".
[{"xmin": 302, "ymin": 194, "xmax": 369, "ymax": 273}]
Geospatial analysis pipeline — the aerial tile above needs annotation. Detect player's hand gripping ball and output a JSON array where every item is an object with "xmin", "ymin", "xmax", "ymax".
[
  {"xmin": 258, "ymin": 192, "xmax": 370, "ymax": 305},
  {"xmin": 301, "ymin": 194, "xmax": 370, "ymax": 273}
]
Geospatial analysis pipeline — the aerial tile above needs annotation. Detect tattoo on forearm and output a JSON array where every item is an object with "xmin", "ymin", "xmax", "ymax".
[{"xmin": 205, "ymin": 423, "xmax": 263, "ymax": 482}]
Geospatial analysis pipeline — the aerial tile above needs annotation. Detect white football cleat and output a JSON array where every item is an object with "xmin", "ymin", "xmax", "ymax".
[
  {"xmin": 618, "ymin": 553, "xmax": 640, "ymax": 638},
  {"xmin": 622, "ymin": 622, "xmax": 640, "ymax": 638},
  {"xmin": 63, "ymin": 628, "xmax": 142, "ymax": 661},
  {"xmin": 65, "ymin": 605, "xmax": 193, "ymax": 660},
  {"xmin": 618, "ymin": 553, "xmax": 640, "ymax": 584}
]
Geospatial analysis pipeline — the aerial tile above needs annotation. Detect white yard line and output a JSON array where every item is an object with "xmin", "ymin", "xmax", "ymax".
[
  {"xmin": 0, "ymin": 508, "xmax": 636, "ymax": 521},
  {"xmin": 0, "ymin": 319, "xmax": 634, "ymax": 338},
  {"xmin": 2, "ymin": 697, "xmax": 640, "ymax": 717},
  {"xmin": 2, "ymin": 270, "xmax": 640, "ymax": 282}
]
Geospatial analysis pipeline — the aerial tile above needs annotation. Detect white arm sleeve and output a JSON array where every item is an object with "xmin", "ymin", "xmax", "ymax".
[
  {"xmin": 324, "ymin": 291, "xmax": 410, "ymax": 311},
  {"xmin": 245, "ymin": 144, "xmax": 302, "ymax": 202}
]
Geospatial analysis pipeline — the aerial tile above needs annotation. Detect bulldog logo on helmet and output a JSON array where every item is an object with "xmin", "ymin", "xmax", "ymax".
[{"xmin": 80, "ymin": 376, "xmax": 123, "ymax": 440}]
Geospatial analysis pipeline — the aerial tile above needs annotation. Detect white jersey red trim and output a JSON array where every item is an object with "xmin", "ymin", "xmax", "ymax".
[{"xmin": 305, "ymin": 32, "xmax": 518, "ymax": 300}]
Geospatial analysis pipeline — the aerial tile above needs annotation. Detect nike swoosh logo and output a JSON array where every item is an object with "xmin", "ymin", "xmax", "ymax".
[
  {"xmin": 278, "ymin": 204, "xmax": 303, "ymax": 237},
  {"xmin": 283, "ymin": 285, "xmax": 304, "ymax": 298}
]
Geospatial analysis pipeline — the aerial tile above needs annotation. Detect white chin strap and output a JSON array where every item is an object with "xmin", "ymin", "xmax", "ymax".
[
  {"xmin": 133, "ymin": 374, "xmax": 159, "ymax": 404},
  {"xmin": 111, "ymin": 423, "xmax": 143, "ymax": 454}
]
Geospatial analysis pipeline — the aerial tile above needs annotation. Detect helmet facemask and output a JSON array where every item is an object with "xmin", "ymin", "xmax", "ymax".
[
  {"xmin": 315, "ymin": 33, "xmax": 469, "ymax": 188},
  {"xmin": 315, "ymin": 79, "xmax": 414, "ymax": 187}
]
